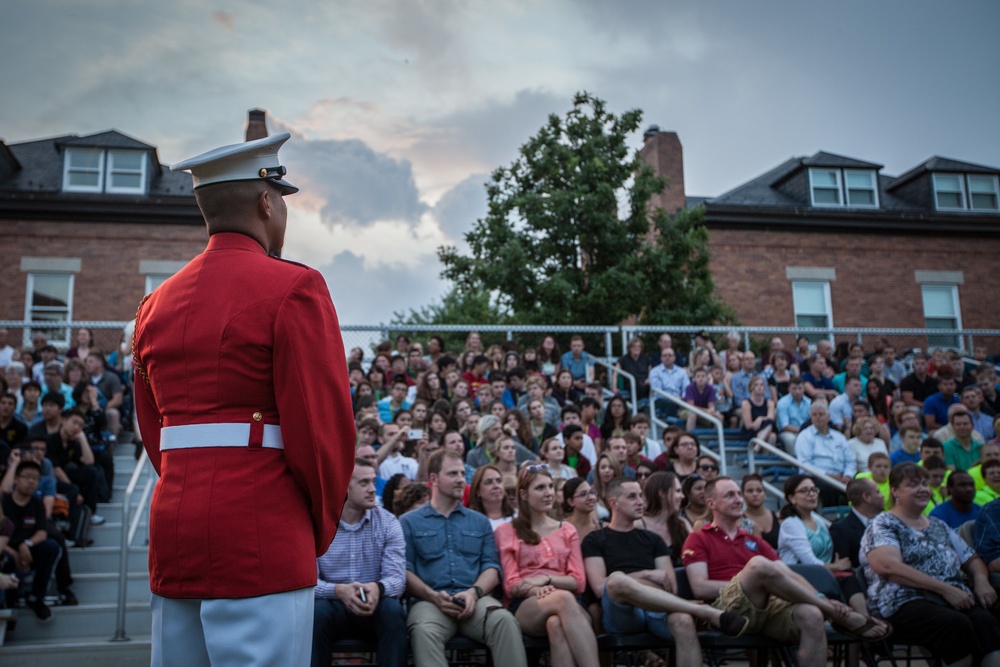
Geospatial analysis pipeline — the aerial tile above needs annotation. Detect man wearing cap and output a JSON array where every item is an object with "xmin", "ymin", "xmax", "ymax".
[{"xmin": 134, "ymin": 133, "xmax": 356, "ymax": 667}]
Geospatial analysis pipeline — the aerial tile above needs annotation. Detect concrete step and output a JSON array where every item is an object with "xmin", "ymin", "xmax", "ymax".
[
  {"xmin": 70, "ymin": 572, "xmax": 150, "ymax": 604},
  {"xmin": 0, "ymin": 635, "xmax": 151, "ymax": 667},
  {"xmin": 2, "ymin": 601, "xmax": 150, "ymax": 643},
  {"xmin": 67, "ymin": 546, "xmax": 148, "ymax": 574}
]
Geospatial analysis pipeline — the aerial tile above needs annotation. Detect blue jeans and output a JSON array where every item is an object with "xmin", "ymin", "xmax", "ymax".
[
  {"xmin": 312, "ymin": 596, "xmax": 407, "ymax": 667},
  {"xmin": 601, "ymin": 581, "xmax": 673, "ymax": 641}
]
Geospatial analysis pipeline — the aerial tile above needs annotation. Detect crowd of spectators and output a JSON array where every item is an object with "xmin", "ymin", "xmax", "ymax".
[
  {"xmin": 313, "ymin": 329, "xmax": 1000, "ymax": 665},
  {"xmin": 1, "ymin": 326, "xmax": 127, "ymax": 622}
]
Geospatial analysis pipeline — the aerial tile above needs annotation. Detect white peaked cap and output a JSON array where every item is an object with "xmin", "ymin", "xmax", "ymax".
[{"xmin": 171, "ymin": 132, "xmax": 298, "ymax": 195}]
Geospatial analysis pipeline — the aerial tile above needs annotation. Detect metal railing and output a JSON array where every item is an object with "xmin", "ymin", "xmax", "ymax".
[
  {"xmin": 112, "ymin": 448, "xmax": 155, "ymax": 642},
  {"xmin": 592, "ymin": 358, "xmax": 638, "ymax": 416},
  {"xmin": 649, "ymin": 388, "xmax": 727, "ymax": 475},
  {"xmin": 747, "ymin": 437, "xmax": 845, "ymax": 527}
]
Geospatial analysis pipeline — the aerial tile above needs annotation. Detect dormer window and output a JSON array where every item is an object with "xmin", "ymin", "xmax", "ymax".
[
  {"xmin": 933, "ymin": 172, "xmax": 999, "ymax": 211},
  {"xmin": 63, "ymin": 148, "xmax": 147, "ymax": 194},
  {"xmin": 808, "ymin": 168, "xmax": 878, "ymax": 208}
]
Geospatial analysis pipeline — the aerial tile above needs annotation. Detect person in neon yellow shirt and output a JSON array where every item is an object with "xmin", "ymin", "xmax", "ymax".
[
  {"xmin": 922, "ymin": 456, "xmax": 948, "ymax": 515},
  {"xmin": 968, "ymin": 441, "xmax": 1000, "ymax": 491},
  {"xmin": 974, "ymin": 459, "xmax": 1000, "ymax": 506},
  {"xmin": 855, "ymin": 453, "xmax": 892, "ymax": 511}
]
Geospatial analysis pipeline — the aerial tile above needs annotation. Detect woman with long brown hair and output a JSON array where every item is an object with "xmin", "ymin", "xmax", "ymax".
[
  {"xmin": 495, "ymin": 466, "xmax": 599, "ymax": 667},
  {"xmin": 637, "ymin": 471, "xmax": 690, "ymax": 566},
  {"xmin": 561, "ymin": 477, "xmax": 600, "ymax": 542},
  {"xmin": 468, "ymin": 464, "xmax": 515, "ymax": 530}
]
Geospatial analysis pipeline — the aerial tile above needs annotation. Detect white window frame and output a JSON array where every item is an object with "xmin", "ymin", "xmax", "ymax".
[
  {"xmin": 809, "ymin": 168, "xmax": 879, "ymax": 208},
  {"xmin": 106, "ymin": 149, "xmax": 147, "ymax": 194},
  {"xmin": 968, "ymin": 174, "xmax": 1000, "ymax": 211},
  {"xmin": 921, "ymin": 283, "xmax": 963, "ymax": 351},
  {"xmin": 23, "ymin": 272, "xmax": 75, "ymax": 347},
  {"xmin": 791, "ymin": 280, "xmax": 834, "ymax": 342},
  {"xmin": 934, "ymin": 172, "xmax": 967, "ymax": 210},
  {"xmin": 62, "ymin": 148, "xmax": 105, "ymax": 193},
  {"xmin": 844, "ymin": 169, "xmax": 879, "ymax": 208},
  {"xmin": 144, "ymin": 274, "xmax": 171, "ymax": 294},
  {"xmin": 808, "ymin": 168, "xmax": 842, "ymax": 207}
]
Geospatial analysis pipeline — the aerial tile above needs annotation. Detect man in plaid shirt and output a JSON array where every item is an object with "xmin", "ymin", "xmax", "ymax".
[{"xmin": 311, "ymin": 458, "xmax": 407, "ymax": 667}]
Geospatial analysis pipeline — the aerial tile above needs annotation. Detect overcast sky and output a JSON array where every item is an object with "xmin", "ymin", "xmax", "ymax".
[{"xmin": 3, "ymin": 0, "xmax": 998, "ymax": 324}]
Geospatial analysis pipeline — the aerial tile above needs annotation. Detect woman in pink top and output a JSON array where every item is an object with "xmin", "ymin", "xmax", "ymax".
[{"xmin": 495, "ymin": 465, "xmax": 599, "ymax": 667}]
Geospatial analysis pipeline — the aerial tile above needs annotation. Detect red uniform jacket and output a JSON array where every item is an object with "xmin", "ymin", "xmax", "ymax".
[{"xmin": 133, "ymin": 233, "xmax": 355, "ymax": 599}]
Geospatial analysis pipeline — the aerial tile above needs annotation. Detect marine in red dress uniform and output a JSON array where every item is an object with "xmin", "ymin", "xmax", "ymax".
[{"xmin": 134, "ymin": 132, "xmax": 355, "ymax": 666}]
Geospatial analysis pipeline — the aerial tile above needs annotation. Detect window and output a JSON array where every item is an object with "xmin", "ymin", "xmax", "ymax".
[
  {"xmin": 921, "ymin": 284, "xmax": 962, "ymax": 349},
  {"xmin": 934, "ymin": 172, "xmax": 1000, "ymax": 211},
  {"xmin": 63, "ymin": 148, "xmax": 147, "ymax": 194},
  {"xmin": 792, "ymin": 281, "xmax": 833, "ymax": 341},
  {"xmin": 24, "ymin": 273, "xmax": 74, "ymax": 346},
  {"xmin": 63, "ymin": 148, "xmax": 105, "ymax": 192},
  {"xmin": 809, "ymin": 168, "xmax": 878, "ymax": 208},
  {"xmin": 144, "ymin": 274, "xmax": 171, "ymax": 294}
]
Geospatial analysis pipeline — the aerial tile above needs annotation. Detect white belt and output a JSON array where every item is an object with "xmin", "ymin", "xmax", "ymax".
[{"xmin": 160, "ymin": 423, "xmax": 284, "ymax": 451}]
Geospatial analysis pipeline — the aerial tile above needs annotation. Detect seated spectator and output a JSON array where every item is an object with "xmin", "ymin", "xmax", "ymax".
[
  {"xmin": 591, "ymin": 453, "xmax": 622, "ymax": 522},
  {"xmin": 969, "ymin": 441, "xmax": 1000, "ymax": 492},
  {"xmin": 889, "ymin": 425, "xmax": 923, "ymax": 466},
  {"xmin": 742, "ymin": 473, "xmax": 780, "ymax": 550},
  {"xmin": 536, "ymin": 335, "xmax": 561, "ymax": 380},
  {"xmin": 495, "ymin": 466, "xmax": 599, "ymax": 667},
  {"xmin": 923, "ymin": 370, "xmax": 959, "ymax": 432},
  {"xmin": 862, "ymin": 463, "xmax": 1000, "ymax": 665},
  {"xmin": 312, "ymin": 458, "xmax": 407, "ymax": 667},
  {"xmin": 72, "ymin": 381, "xmax": 114, "ymax": 494},
  {"xmin": 501, "ymin": 368, "xmax": 526, "ymax": 409},
  {"xmin": 31, "ymin": 345, "xmax": 58, "ymax": 384},
  {"xmin": 560, "ymin": 425, "xmax": 591, "ymax": 480},
  {"xmin": 502, "ymin": 408, "xmax": 536, "ymax": 453},
  {"xmin": 696, "ymin": 456, "xmax": 720, "ymax": 482},
  {"xmin": 41, "ymin": 362, "xmax": 75, "ymax": 409},
  {"xmin": 629, "ymin": 413, "xmax": 662, "ymax": 460},
  {"xmin": 560, "ymin": 336, "xmax": 593, "ymax": 391},
  {"xmin": 855, "ymin": 452, "xmax": 892, "ymax": 511},
  {"xmin": 516, "ymin": 376, "xmax": 561, "ymax": 428},
  {"xmin": 832, "ymin": 356, "xmax": 868, "ymax": 396},
  {"xmin": 540, "ymin": 437, "xmax": 576, "ymax": 480},
  {"xmin": 652, "ymin": 425, "xmax": 684, "ymax": 471},
  {"xmin": 637, "ymin": 471, "xmax": 691, "ymax": 567},
  {"xmin": 960, "ymin": 384, "xmax": 994, "ymax": 442},
  {"xmin": 776, "ymin": 377, "xmax": 811, "ymax": 453},
  {"xmin": 490, "ymin": 436, "xmax": 519, "ymax": 479},
  {"xmin": 0, "ymin": 394, "xmax": 27, "ymax": 464},
  {"xmin": 562, "ymin": 478, "xmax": 600, "ymax": 542},
  {"xmin": 830, "ymin": 477, "xmax": 885, "ymax": 569},
  {"xmin": 777, "ymin": 475, "xmax": 863, "ymax": 612},
  {"xmin": 828, "ymin": 376, "xmax": 864, "ymax": 435},
  {"xmin": 377, "ymin": 375, "xmax": 412, "ymax": 424},
  {"xmin": 555, "ymin": 406, "xmax": 597, "ymax": 465},
  {"xmin": 682, "ymin": 476, "xmax": 890, "ymax": 665},
  {"xmin": 658, "ymin": 431, "xmax": 699, "ymax": 482},
  {"xmin": 16, "ymin": 380, "xmax": 43, "ymax": 428},
  {"xmin": 401, "ymin": 450, "xmax": 528, "ymax": 667},
  {"xmin": 847, "ymin": 416, "xmax": 888, "ymax": 474},
  {"xmin": 794, "ymin": 401, "xmax": 855, "ymax": 508},
  {"xmin": 930, "ymin": 470, "xmax": 981, "ymax": 529},
  {"xmin": 394, "ymin": 481, "xmax": 430, "ymax": 517},
  {"xmin": 680, "ymin": 474, "xmax": 711, "ymax": 527},
  {"xmin": 710, "ymin": 364, "xmax": 734, "ymax": 427},
  {"xmin": 599, "ymin": 396, "xmax": 631, "ymax": 443},
  {"xmin": 615, "ymin": 336, "xmax": 653, "ymax": 401},
  {"xmin": 943, "ymin": 410, "xmax": 982, "ymax": 472},
  {"xmin": 577, "ymin": 397, "xmax": 602, "ymax": 452},
  {"xmin": 973, "ymin": 498, "xmax": 1000, "ymax": 574},
  {"xmin": 900, "ymin": 352, "xmax": 938, "ymax": 409},
  {"xmin": 550, "ymin": 369, "xmax": 581, "ymax": 408},
  {"xmin": 973, "ymin": 459, "xmax": 1000, "ymax": 507},
  {"xmin": 977, "ymin": 363, "xmax": 1000, "ymax": 415},
  {"xmin": 888, "ymin": 408, "xmax": 924, "ymax": 453},
  {"xmin": 468, "ymin": 464, "xmax": 515, "ymax": 530},
  {"xmin": 682, "ymin": 367, "xmax": 721, "ymax": 432},
  {"xmin": 587, "ymin": 435, "xmax": 635, "ymax": 484},
  {"xmin": 622, "ymin": 431, "xmax": 652, "ymax": 472},
  {"xmin": 729, "ymin": 351, "xmax": 760, "ymax": 408},
  {"xmin": 2, "ymin": 460, "xmax": 77, "ymax": 621},
  {"xmin": 649, "ymin": 347, "xmax": 689, "ymax": 418},
  {"xmin": 376, "ymin": 422, "xmax": 418, "ymax": 482},
  {"xmin": 466, "ymin": 415, "xmax": 536, "ymax": 469},
  {"xmin": 83, "ymin": 352, "xmax": 124, "ymax": 438},
  {"xmin": 922, "ymin": 455, "xmax": 949, "ymax": 516},
  {"xmin": 46, "ymin": 408, "xmax": 107, "ymax": 525},
  {"xmin": 767, "ymin": 351, "xmax": 793, "ymax": 401},
  {"xmin": 740, "ymin": 376, "xmax": 776, "ymax": 447},
  {"xmin": 801, "ymin": 353, "xmax": 838, "ymax": 402},
  {"xmin": 583, "ymin": 477, "xmax": 749, "ymax": 667}
]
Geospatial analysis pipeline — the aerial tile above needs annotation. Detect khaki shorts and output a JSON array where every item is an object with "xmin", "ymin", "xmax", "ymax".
[{"xmin": 712, "ymin": 576, "xmax": 800, "ymax": 643}]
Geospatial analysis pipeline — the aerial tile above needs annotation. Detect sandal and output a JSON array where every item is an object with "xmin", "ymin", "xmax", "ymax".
[
  {"xmin": 834, "ymin": 616, "xmax": 893, "ymax": 641},
  {"xmin": 636, "ymin": 649, "xmax": 666, "ymax": 667}
]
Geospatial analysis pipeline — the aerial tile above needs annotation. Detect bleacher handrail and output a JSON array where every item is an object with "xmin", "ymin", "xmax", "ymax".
[
  {"xmin": 747, "ymin": 438, "xmax": 841, "ymax": 527},
  {"xmin": 649, "ymin": 388, "xmax": 727, "ymax": 475},
  {"xmin": 592, "ymin": 358, "xmax": 638, "ymax": 416},
  {"xmin": 113, "ymin": 447, "xmax": 153, "ymax": 643}
]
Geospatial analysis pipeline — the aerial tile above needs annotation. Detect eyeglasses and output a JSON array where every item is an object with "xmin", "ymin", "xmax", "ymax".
[
  {"xmin": 698, "ymin": 464, "xmax": 719, "ymax": 472},
  {"xmin": 573, "ymin": 489, "xmax": 599, "ymax": 499},
  {"xmin": 796, "ymin": 487, "xmax": 819, "ymax": 496}
]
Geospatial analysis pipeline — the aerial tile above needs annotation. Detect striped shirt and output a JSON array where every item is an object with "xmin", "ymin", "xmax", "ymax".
[{"xmin": 315, "ymin": 506, "xmax": 406, "ymax": 599}]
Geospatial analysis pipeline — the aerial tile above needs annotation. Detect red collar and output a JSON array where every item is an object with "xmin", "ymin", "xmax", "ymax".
[{"xmin": 206, "ymin": 232, "xmax": 267, "ymax": 255}]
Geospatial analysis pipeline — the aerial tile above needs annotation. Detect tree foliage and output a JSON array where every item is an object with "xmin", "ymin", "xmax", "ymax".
[{"xmin": 437, "ymin": 91, "xmax": 734, "ymax": 327}]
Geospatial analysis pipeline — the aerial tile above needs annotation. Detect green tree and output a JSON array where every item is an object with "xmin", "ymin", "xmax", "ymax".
[
  {"xmin": 438, "ymin": 91, "xmax": 733, "ymax": 328},
  {"xmin": 390, "ymin": 285, "xmax": 508, "ymax": 352}
]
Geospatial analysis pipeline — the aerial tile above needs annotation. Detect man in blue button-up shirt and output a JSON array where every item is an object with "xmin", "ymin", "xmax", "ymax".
[
  {"xmin": 776, "ymin": 377, "xmax": 812, "ymax": 452},
  {"xmin": 400, "ymin": 450, "xmax": 527, "ymax": 667},
  {"xmin": 795, "ymin": 401, "xmax": 855, "ymax": 507}
]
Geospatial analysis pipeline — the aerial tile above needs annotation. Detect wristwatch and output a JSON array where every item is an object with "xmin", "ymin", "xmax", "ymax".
[{"xmin": 472, "ymin": 585, "xmax": 484, "ymax": 599}]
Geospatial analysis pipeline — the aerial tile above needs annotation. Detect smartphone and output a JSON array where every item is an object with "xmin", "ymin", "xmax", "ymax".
[
  {"xmin": 450, "ymin": 595, "xmax": 466, "ymax": 608},
  {"xmin": 408, "ymin": 429, "xmax": 424, "ymax": 440}
]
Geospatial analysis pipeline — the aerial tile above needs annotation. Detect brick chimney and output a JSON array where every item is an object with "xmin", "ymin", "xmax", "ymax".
[
  {"xmin": 639, "ymin": 125, "xmax": 686, "ymax": 216},
  {"xmin": 245, "ymin": 108, "xmax": 268, "ymax": 142}
]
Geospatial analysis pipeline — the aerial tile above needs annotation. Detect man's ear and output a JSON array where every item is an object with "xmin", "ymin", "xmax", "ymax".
[{"xmin": 258, "ymin": 188, "xmax": 273, "ymax": 219}]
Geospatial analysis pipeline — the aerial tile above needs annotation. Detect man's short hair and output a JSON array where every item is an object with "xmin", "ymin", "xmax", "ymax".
[
  {"xmin": 788, "ymin": 376, "xmax": 805, "ymax": 387},
  {"xmin": 920, "ymin": 437, "xmax": 944, "ymax": 452},
  {"xmin": 0, "ymin": 393, "xmax": 15, "ymax": 405},
  {"xmin": 40, "ymin": 392, "xmax": 66, "ymax": 408},
  {"xmin": 473, "ymin": 355, "xmax": 489, "ymax": 367},
  {"xmin": 946, "ymin": 470, "xmax": 973, "ymax": 489},
  {"xmin": 899, "ymin": 425, "xmax": 922, "ymax": 438},
  {"xmin": 912, "ymin": 352, "xmax": 928, "ymax": 362},
  {"xmin": 570, "ymin": 335, "xmax": 583, "ymax": 344},
  {"xmin": 936, "ymin": 368, "xmax": 955, "ymax": 381},
  {"xmin": 961, "ymin": 384, "xmax": 980, "ymax": 397},
  {"xmin": 867, "ymin": 452, "xmax": 890, "ymax": 468},
  {"xmin": 44, "ymin": 360, "xmax": 64, "ymax": 374},
  {"xmin": 16, "ymin": 460, "xmax": 42, "ymax": 477},
  {"xmin": 427, "ymin": 449, "xmax": 463, "ymax": 477},
  {"xmin": 506, "ymin": 367, "xmax": 526, "ymax": 381},
  {"xmin": 39, "ymin": 345, "xmax": 57, "ymax": 355},
  {"xmin": 488, "ymin": 371, "xmax": 507, "ymax": 383},
  {"xmin": 437, "ymin": 355, "xmax": 456, "ymax": 369},
  {"xmin": 525, "ymin": 376, "xmax": 546, "ymax": 390},
  {"xmin": 561, "ymin": 424, "xmax": 583, "ymax": 440},
  {"xmin": 704, "ymin": 475, "xmax": 734, "ymax": 498},
  {"xmin": 355, "ymin": 456, "xmax": 376, "ymax": 470},
  {"xmin": 390, "ymin": 374, "xmax": 409, "ymax": 389},
  {"xmin": 845, "ymin": 477, "xmax": 874, "ymax": 506},
  {"xmin": 950, "ymin": 410, "xmax": 973, "ymax": 426},
  {"xmin": 560, "ymin": 404, "xmax": 581, "ymax": 419},
  {"xmin": 62, "ymin": 407, "xmax": 85, "ymax": 421},
  {"xmin": 6, "ymin": 361, "xmax": 25, "ymax": 374},
  {"xmin": 579, "ymin": 396, "xmax": 600, "ymax": 410},
  {"xmin": 630, "ymin": 412, "xmax": 650, "ymax": 426},
  {"xmin": 622, "ymin": 431, "xmax": 641, "ymax": 446},
  {"xmin": 358, "ymin": 418, "xmax": 380, "ymax": 433},
  {"xmin": 605, "ymin": 476, "xmax": 635, "ymax": 501},
  {"xmin": 922, "ymin": 455, "xmax": 946, "ymax": 471}
]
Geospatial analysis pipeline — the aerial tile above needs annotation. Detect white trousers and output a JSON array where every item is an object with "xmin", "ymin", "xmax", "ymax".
[{"xmin": 151, "ymin": 588, "xmax": 314, "ymax": 667}]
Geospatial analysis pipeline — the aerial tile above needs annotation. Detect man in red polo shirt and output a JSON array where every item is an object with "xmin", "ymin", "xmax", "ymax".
[{"xmin": 681, "ymin": 477, "xmax": 891, "ymax": 667}]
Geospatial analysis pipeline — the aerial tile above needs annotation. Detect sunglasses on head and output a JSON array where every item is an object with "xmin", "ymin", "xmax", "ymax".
[{"xmin": 520, "ymin": 463, "xmax": 550, "ymax": 479}]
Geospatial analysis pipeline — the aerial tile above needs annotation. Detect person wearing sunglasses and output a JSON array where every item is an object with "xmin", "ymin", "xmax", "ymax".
[{"xmin": 696, "ymin": 456, "xmax": 720, "ymax": 481}]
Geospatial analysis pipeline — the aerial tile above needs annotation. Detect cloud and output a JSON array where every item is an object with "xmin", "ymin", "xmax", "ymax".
[
  {"xmin": 282, "ymin": 137, "xmax": 427, "ymax": 229},
  {"xmin": 212, "ymin": 11, "xmax": 236, "ymax": 31},
  {"xmin": 431, "ymin": 173, "xmax": 490, "ymax": 244}
]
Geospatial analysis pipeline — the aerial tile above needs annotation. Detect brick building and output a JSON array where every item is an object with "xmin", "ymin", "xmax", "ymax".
[
  {"xmin": 640, "ymin": 127, "xmax": 1000, "ymax": 352},
  {"xmin": 0, "ymin": 129, "xmax": 205, "ymax": 351}
]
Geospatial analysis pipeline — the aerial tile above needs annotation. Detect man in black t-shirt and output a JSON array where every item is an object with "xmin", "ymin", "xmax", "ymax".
[
  {"xmin": 0, "ymin": 393, "xmax": 27, "ymax": 471},
  {"xmin": 581, "ymin": 478, "xmax": 748, "ymax": 667},
  {"xmin": 899, "ymin": 352, "xmax": 939, "ymax": 409}
]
